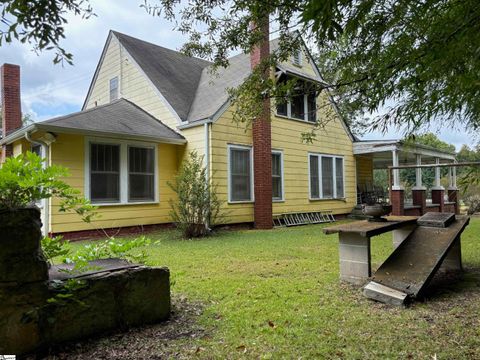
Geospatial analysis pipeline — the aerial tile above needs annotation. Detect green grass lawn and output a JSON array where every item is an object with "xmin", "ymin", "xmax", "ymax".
[{"xmin": 61, "ymin": 218, "xmax": 480, "ymax": 359}]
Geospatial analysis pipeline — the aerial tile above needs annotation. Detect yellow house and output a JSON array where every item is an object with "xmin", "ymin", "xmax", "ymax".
[{"xmin": 1, "ymin": 31, "xmax": 368, "ymax": 238}]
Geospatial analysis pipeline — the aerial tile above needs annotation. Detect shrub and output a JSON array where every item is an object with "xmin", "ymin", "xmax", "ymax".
[
  {"xmin": 0, "ymin": 152, "xmax": 97, "ymax": 222},
  {"xmin": 465, "ymin": 194, "xmax": 480, "ymax": 215},
  {"xmin": 169, "ymin": 151, "xmax": 223, "ymax": 238}
]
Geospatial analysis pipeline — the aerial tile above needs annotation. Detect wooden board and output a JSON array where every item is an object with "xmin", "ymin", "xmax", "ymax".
[
  {"xmin": 323, "ymin": 216, "xmax": 418, "ymax": 238},
  {"xmin": 371, "ymin": 216, "xmax": 470, "ymax": 298},
  {"xmin": 417, "ymin": 212, "xmax": 455, "ymax": 228}
]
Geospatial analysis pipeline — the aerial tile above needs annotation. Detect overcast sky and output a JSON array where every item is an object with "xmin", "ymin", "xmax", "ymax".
[{"xmin": 0, "ymin": 0, "xmax": 475, "ymax": 151}]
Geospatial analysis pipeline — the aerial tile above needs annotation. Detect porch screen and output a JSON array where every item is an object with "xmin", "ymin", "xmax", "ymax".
[
  {"xmin": 128, "ymin": 146, "xmax": 155, "ymax": 201},
  {"xmin": 90, "ymin": 143, "xmax": 120, "ymax": 203},
  {"xmin": 229, "ymin": 147, "xmax": 252, "ymax": 201}
]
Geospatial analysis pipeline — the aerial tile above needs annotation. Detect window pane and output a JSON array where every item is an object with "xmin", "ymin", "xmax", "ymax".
[
  {"xmin": 230, "ymin": 148, "xmax": 251, "ymax": 201},
  {"xmin": 129, "ymin": 147, "xmax": 155, "ymax": 201},
  {"xmin": 307, "ymin": 91, "xmax": 316, "ymax": 123},
  {"xmin": 291, "ymin": 93, "xmax": 304, "ymax": 120},
  {"xmin": 272, "ymin": 153, "xmax": 282, "ymax": 200},
  {"xmin": 90, "ymin": 143, "xmax": 120, "ymax": 203},
  {"xmin": 336, "ymin": 158, "xmax": 344, "ymax": 198},
  {"xmin": 110, "ymin": 77, "xmax": 118, "ymax": 102},
  {"xmin": 310, "ymin": 155, "xmax": 319, "ymax": 198},
  {"xmin": 276, "ymin": 100, "xmax": 287, "ymax": 116},
  {"xmin": 322, "ymin": 157, "xmax": 334, "ymax": 198}
]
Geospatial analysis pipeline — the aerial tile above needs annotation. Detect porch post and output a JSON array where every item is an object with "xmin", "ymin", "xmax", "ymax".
[
  {"xmin": 448, "ymin": 161, "xmax": 459, "ymax": 214},
  {"xmin": 391, "ymin": 149, "xmax": 404, "ymax": 216},
  {"xmin": 431, "ymin": 157, "xmax": 445, "ymax": 212},
  {"xmin": 412, "ymin": 154, "xmax": 427, "ymax": 215}
]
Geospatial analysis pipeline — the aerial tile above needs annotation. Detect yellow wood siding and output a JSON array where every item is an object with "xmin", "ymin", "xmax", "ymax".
[
  {"xmin": 84, "ymin": 35, "xmax": 180, "ymax": 129},
  {"xmin": 49, "ymin": 134, "xmax": 179, "ymax": 233},
  {"xmin": 356, "ymin": 155, "xmax": 374, "ymax": 187},
  {"xmin": 210, "ymin": 92, "xmax": 356, "ymax": 224}
]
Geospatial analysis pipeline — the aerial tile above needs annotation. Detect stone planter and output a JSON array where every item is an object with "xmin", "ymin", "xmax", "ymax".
[
  {"xmin": 0, "ymin": 207, "xmax": 48, "ymax": 282},
  {"xmin": 0, "ymin": 207, "xmax": 171, "ymax": 356}
]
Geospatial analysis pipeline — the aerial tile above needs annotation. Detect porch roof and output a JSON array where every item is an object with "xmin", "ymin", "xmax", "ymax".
[{"xmin": 353, "ymin": 140, "xmax": 456, "ymax": 169}]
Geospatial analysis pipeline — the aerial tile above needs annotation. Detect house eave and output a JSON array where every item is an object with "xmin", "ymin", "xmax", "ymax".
[{"xmin": 1, "ymin": 124, "xmax": 187, "ymax": 146}]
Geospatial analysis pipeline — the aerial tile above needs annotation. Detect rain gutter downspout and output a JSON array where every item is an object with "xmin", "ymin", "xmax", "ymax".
[
  {"xmin": 25, "ymin": 131, "xmax": 50, "ymax": 236},
  {"xmin": 204, "ymin": 122, "xmax": 211, "ymax": 231}
]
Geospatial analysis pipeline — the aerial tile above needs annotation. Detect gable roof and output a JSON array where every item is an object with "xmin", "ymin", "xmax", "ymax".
[
  {"xmin": 1, "ymin": 99, "xmax": 186, "ymax": 145},
  {"xmin": 83, "ymin": 31, "xmax": 353, "ymax": 140},
  {"xmin": 113, "ymin": 31, "xmax": 211, "ymax": 121}
]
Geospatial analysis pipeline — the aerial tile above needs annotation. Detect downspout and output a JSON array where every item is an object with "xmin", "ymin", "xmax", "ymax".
[
  {"xmin": 204, "ymin": 122, "xmax": 211, "ymax": 231},
  {"xmin": 25, "ymin": 132, "xmax": 50, "ymax": 236}
]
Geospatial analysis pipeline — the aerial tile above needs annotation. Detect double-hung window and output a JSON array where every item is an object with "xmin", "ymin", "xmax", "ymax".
[
  {"xmin": 88, "ymin": 139, "xmax": 157, "ymax": 205},
  {"xmin": 272, "ymin": 151, "xmax": 284, "ymax": 201},
  {"xmin": 228, "ymin": 145, "xmax": 253, "ymax": 202},
  {"xmin": 309, "ymin": 154, "xmax": 344, "ymax": 199},
  {"xmin": 276, "ymin": 75, "xmax": 317, "ymax": 123}
]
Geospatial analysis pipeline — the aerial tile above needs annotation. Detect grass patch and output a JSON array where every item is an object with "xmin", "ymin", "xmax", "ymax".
[{"xmin": 60, "ymin": 218, "xmax": 480, "ymax": 359}]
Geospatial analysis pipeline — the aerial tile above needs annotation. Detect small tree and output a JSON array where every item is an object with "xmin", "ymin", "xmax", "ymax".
[{"xmin": 168, "ymin": 151, "xmax": 223, "ymax": 238}]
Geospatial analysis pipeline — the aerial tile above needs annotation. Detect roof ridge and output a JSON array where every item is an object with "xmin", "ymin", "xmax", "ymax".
[{"xmin": 111, "ymin": 30, "xmax": 212, "ymax": 66}]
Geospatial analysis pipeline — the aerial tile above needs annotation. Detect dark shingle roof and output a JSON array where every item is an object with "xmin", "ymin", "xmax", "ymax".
[
  {"xmin": 39, "ymin": 99, "xmax": 184, "ymax": 142},
  {"xmin": 113, "ymin": 31, "xmax": 211, "ymax": 121}
]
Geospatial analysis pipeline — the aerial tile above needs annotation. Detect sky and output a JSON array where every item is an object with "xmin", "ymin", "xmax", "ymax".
[{"xmin": 0, "ymin": 0, "xmax": 476, "ymax": 151}]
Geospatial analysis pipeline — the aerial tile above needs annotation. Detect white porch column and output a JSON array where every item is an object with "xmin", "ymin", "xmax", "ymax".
[
  {"xmin": 392, "ymin": 149, "xmax": 402, "ymax": 190},
  {"xmin": 413, "ymin": 154, "xmax": 425, "ymax": 190},
  {"xmin": 433, "ymin": 157, "xmax": 444, "ymax": 190}
]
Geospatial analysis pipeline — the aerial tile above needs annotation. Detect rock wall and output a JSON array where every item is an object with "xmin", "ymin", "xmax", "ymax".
[{"xmin": 0, "ymin": 208, "xmax": 171, "ymax": 355}]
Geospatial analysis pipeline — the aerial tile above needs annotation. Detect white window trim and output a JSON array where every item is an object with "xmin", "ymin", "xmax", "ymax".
[
  {"xmin": 85, "ymin": 137, "xmax": 159, "ymax": 206},
  {"xmin": 227, "ymin": 144, "xmax": 254, "ymax": 204},
  {"xmin": 272, "ymin": 149, "xmax": 285, "ymax": 202},
  {"xmin": 308, "ymin": 153, "xmax": 345, "ymax": 201}
]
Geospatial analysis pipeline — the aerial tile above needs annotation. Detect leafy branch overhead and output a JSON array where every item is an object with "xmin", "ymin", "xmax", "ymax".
[
  {"xmin": 144, "ymin": 0, "xmax": 480, "ymax": 136},
  {"xmin": 0, "ymin": 0, "xmax": 94, "ymax": 64}
]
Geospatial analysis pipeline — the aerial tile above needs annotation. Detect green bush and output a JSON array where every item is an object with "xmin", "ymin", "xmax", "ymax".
[
  {"xmin": 0, "ymin": 152, "xmax": 96, "ymax": 222},
  {"xmin": 169, "ymin": 151, "xmax": 224, "ymax": 238}
]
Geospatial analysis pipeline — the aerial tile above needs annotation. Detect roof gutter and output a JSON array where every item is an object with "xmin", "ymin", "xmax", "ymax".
[
  {"xmin": 1, "ymin": 123, "xmax": 187, "ymax": 146},
  {"xmin": 177, "ymin": 118, "xmax": 213, "ymax": 130}
]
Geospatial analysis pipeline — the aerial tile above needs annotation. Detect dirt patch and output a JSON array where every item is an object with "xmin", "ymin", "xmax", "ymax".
[{"xmin": 29, "ymin": 295, "xmax": 207, "ymax": 360}]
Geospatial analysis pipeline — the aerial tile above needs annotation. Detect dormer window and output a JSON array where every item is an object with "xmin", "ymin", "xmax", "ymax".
[
  {"xmin": 110, "ymin": 77, "xmax": 119, "ymax": 102},
  {"xmin": 275, "ymin": 75, "xmax": 317, "ymax": 123},
  {"xmin": 292, "ymin": 49, "xmax": 303, "ymax": 66}
]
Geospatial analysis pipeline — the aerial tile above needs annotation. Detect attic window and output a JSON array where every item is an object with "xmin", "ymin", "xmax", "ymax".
[
  {"xmin": 292, "ymin": 49, "xmax": 302, "ymax": 66},
  {"xmin": 275, "ymin": 75, "xmax": 317, "ymax": 123},
  {"xmin": 110, "ymin": 77, "xmax": 119, "ymax": 102}
]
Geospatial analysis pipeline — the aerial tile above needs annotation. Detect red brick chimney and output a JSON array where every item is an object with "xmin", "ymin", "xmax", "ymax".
[
  {"xmin": 1, "ymin": 63, "xmax": 22, "ymax": 161},
  {"xmin": 250, "ymin": 19, "xmax": 272, "ymax": 229}
]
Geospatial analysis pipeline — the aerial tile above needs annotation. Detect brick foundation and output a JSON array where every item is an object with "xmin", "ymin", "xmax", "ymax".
[
  {"xmin": 431, "ymin": 189, "xmax": 445, "ymax": 212},
  {"xmin": 250, "ymin": 19, "xmax": 273, "ymax": 229},
  {"xmin": 448, "ymin": 189, "xmax": 460, "ymax": 214},
  {"xmin": 412, "ymin": 189, "xmax": 427, "ymax": 215},
  {"xmin": 52, "ymin": 223, "xmax": 175, "ymax": 242},
  {"xmin": 390, "ymin": 189, "xmax": 405, "ymax": 216}
]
